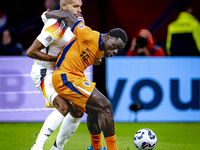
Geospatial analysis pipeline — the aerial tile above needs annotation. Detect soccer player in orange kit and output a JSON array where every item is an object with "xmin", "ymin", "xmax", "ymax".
[{"xmin": 45, "ymin": 9, "xmax": 127, "ymax": 150}]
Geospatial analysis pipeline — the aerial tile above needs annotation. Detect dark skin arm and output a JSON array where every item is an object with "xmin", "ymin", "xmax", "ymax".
[
  {"xmin": 26, "ymin": 39, "xmax": 57, "ymax": 62},
  {"xmin": 45, "ymin": 9, "xmax": 78, "ymax": 29}
]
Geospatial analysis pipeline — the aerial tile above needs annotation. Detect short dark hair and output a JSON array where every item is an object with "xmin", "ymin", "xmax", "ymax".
[{"xmin": 108, "ymin": 28, "xmax": 128, "ymax": 44}]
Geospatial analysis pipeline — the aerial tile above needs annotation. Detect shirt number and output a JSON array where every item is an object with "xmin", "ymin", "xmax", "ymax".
[{"xmin": 80, "ymin": 51, "xmax": 89, "ymax": 61}]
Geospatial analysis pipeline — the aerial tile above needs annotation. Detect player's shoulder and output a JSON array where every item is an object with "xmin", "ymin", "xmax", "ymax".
[
  {"xmin": 41, "ymin": 11, "xmax": 48, "ymax": 24},
  {"xmin": 44, "ymin": 18, "xmax": 58, "ymax": 26},
  {"xmin": 41, "ymin": 18, "xmax": 64, "ymax": 33},
  {"xmin": 41, "ymin": 11, "xmax": 58, "ymax": 25},
  {"xmin": 41, "ymin": 11, "xmax": 58, "ymax": 23}
]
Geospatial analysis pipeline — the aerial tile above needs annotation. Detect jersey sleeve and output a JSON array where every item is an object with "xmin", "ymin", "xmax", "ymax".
[
  {"xmin": 37, "ymin": 19, "xmax": 67, "ymax": 47},
  {"xmin": 71, "ymin": 20, "xmax": 98, "ymax": 43},
  {"xmin": 41, "ymin": 11, "xmax": 48, "ymax": 24}
]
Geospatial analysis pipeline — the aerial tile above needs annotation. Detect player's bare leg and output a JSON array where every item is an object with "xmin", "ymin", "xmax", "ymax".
[
  {"xmin": 87, "ymin": 113, "xmax": 107, "ymax": 150},
  {"xmin": 53, "ymin": 96, "xmax": 71, "ymax": 116},
  {"xmin": 86, "ymin": 88, "xmax": 118, "ymax": 150}
]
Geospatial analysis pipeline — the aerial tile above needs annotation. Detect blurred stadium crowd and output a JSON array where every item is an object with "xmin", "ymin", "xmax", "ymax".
[
  {"xmin": 0, "ymin": 0, "xmax": 200, "ymax": 56},
  {"xmin": 0, "ymin": 0, "xmax": 60, "ymax": 55}
]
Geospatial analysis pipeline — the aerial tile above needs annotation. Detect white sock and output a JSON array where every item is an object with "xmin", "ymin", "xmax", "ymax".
[
  {"xmin": 53, "ymin": 113, "xmax": 82, "ymax": 149},
  {"xmin": 50, "ymin": 145, "xmax": 60, "ymax": 150},
  {"xmin": 34, "ymin": 109, "xmax": 64, "ymax": 148}
]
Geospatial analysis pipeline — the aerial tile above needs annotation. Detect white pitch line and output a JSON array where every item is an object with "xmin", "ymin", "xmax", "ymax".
[{"xmin": 0, "ymin": 108, "xmax": 54, "ymax": 112}]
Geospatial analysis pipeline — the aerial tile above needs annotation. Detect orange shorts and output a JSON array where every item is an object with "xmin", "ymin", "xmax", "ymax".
[{"xmin": 52, "ymin": 70, "xmax": 96, "ymax": 109}]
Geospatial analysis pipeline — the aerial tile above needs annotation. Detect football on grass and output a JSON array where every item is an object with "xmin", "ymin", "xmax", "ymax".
[{"xmin": 134, "ymin": 128, "xmax": 157, "ymax": 150}]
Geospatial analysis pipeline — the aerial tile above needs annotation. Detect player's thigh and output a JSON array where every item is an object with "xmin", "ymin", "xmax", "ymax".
[
  {"xmin": 54, "ymin": 94, "xmax": 84, "ymax": 118},
  {"xmin": 69, "ymin": 103, "xmax": 84, "ymax": 118},
  {"xmin": 86, "ymin": 87, "xmax": 112, "ymax": 114},
  {"xmin": 53, "ymin": 95, "xmax": 71, "ymax": 115}
]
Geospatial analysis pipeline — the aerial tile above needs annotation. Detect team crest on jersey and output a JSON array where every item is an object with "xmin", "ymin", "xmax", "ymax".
[
  {"xmin": 83, "ymin": 81, "xmax": 91, "ymax": 87},
  {"xmin": 45, "ymin": 36, "xmax": 53, "ymax": 42},
  {"xmin": 78, "ymin": 23, "xmax": 86, "ymax": 29}
]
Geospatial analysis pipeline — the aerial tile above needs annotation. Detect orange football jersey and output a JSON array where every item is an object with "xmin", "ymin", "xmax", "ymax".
[{"xmin": 56, "ymin": 20, "xmax": 104, "ymax": 76}]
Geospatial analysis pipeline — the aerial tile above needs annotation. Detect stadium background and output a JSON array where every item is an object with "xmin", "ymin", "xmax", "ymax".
[{"xmin": 0, "ymin": 0, "xmax": 200, "ymax": 123}]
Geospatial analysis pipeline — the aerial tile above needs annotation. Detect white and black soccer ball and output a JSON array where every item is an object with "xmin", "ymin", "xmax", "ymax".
[{"xmin": 134, "ymin": 128, "xmax": 157, "ymax": 150}]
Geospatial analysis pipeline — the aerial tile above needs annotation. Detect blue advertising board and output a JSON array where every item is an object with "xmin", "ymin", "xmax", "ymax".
[{"xmin": 106, "ymin": 57, "xmax": 200, "ymax": 122}]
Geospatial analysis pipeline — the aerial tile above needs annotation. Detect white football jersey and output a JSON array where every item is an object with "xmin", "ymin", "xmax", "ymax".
[{"xmin": 34, "ymin": 12, "xmax": 75, "ymax": 70}]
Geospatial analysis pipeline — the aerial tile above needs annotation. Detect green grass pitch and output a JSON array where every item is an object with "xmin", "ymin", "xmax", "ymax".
[{"xmin": 0, "ymin": 122, "xmax": 199, "ymax": 150}]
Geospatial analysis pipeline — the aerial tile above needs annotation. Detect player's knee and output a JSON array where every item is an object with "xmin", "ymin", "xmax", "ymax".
[
  {"xmin": 59, "ymin": 103, "xmax": 69, "ymax": 116},
  {"xmin": 71, "ymin": 110, "xmax": 84, "ymax": 118},
  {"xmin": 101, "ymin": 98, "xmax": 113, "ymax": 115},
  {"xmin": 70, "ymin": 105, "xmax": 84, "ymax": 118},
  {"xmin": 53, "ymin": 96, "xmax": 70, "ymax": 116},
  {"xmin": 55, "ymin": 103, "xmax": 69, "ymax": 116}
]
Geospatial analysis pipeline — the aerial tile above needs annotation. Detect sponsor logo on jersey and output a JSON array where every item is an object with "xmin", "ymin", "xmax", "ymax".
[
  {"xmin": 83, "ymin": 81, "xmax": 91, "ymax": 87},
  {"xmin": 45, "ymin": 36, "xmax": 53, "ymax": 42},
  {"xmin": 78, "ymin": 23, "xmax": 85, "ymax": 29}
]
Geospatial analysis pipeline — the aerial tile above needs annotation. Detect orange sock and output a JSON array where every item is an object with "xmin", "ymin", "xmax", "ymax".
[
  {"xmin": 105, "ymin": 135, "xmax": 118, "ymax": 150},
  {"xmin": 90, "ymin": 133, "xmax": 102, "ymax": 150}
]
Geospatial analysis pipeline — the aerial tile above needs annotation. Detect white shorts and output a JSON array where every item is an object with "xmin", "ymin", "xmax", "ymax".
[{"xmin": 31, "ymin": 64, "xmax": 58, "ymax": 108}]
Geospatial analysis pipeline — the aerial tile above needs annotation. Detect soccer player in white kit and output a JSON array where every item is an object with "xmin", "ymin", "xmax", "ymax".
[
  {"xmin": 27, "ymin": 0, "xmax": 85, "ymax": 150},
  {"xmin": 27, "ymin": 1, "xmax": 105, "ymax": 150}
]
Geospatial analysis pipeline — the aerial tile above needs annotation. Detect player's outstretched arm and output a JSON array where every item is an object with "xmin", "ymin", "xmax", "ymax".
[
  {"xmin": 26, "ymin": 39, "xmax": 58, "ymax": 62},
  {"xmin": 45, "ymin": 9, "xmax": 78, "ymax": 28}
]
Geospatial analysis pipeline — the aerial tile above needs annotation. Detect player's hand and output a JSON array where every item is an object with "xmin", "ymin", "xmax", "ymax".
[
  {"xmin": 94, "ymin": 57, "xmax": 102, "ymax": 65},
  {"xmin": 45, "ymin": 10, "xmax": 78, "ymax": 28},
  {"xmin": 45, "ymin": 9, "xmax": 71, "ymax": 20},
  {"xmin": 137, "ymin": 47, "xmax": 150, "ymax": 56}
]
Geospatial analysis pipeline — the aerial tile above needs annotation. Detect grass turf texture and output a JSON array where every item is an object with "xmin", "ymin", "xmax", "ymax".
[{"xmin": 0, "ymin": 122, "xmax": 199, "ymax": 150}]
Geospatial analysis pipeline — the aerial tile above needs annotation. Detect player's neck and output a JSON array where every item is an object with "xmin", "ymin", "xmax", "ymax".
[{"xmin": 99, "ymin": 34, "xmax": 107, "ymax": 51}]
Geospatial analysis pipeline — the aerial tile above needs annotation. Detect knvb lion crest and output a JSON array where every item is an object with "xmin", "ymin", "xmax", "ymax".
[{"xmin": 78, "ymin": 23, "xmax": 86, "ymax": 29}]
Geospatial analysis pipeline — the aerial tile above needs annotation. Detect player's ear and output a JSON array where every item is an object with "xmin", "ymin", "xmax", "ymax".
[
  {"xmin": 106, "ymin": 34, "xmax": 110, "ymax": 41},
  {"xmin": 61, "ymin": 3, "xmax": 68, "ymax": 10}
]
